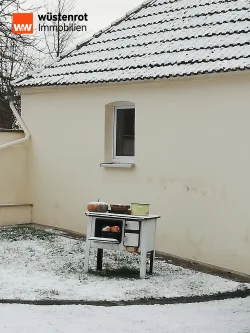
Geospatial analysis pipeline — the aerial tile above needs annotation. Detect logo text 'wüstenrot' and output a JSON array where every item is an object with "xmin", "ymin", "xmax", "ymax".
[
  {"xmin": 38, "ymin": 12, "xmax": 88, "ymax": 32},
  {"xmin": 12, "ymin": 13, "xmax": 34, "ymax": 34}
]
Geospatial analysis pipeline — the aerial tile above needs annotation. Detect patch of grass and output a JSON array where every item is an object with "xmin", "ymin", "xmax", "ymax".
[
  {"xmin": 0, "ymin": 226, "xmax": 56, "ymax": 241},
  {"xmin": 35, "ymin": 288, "xmax": 60, "ymax": 298},
  {"xmin": 58, "ymin": 261, "xmax": 85, "ymax": 277}
]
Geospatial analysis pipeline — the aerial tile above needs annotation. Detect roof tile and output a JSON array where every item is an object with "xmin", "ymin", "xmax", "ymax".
[{"xmin": 14, "ymin": 0, "xmax": 250, "ymax": 87}]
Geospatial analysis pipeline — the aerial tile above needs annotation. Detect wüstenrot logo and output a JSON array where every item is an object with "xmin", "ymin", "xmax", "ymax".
[{"xmin": 12, "ymin": 13, "xmax": 34, "ymax": 34}]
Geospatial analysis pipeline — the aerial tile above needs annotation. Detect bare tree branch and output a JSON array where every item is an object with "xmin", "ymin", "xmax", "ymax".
[
  {"xmin": 43, "ymin": 0, "xmax": 84, "ymax": 59},
  {"xmin": 0, "ymin": 0, "xmax": 42, "ymax": 128}
]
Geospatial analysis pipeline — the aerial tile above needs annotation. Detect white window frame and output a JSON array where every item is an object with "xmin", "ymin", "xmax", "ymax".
[{"xmin": 113, "ymin": 105, "xmax": 135, "ymax": 163}]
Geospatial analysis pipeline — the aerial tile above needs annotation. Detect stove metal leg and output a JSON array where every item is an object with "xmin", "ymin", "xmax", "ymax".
[
  {"xmin": 149, "ymin": 250, "xmax": 155, "ymax": 274},
  {"xmin": 97, "ymin": 248, "xmax": 103, "ymax": 271},
  {"xmin": 84, "ymin": 240, "xmax": 90, "ymax": 273},
  {"xmin": 140, "ymin": 250, "xmax": 147, "ymax": 279}
]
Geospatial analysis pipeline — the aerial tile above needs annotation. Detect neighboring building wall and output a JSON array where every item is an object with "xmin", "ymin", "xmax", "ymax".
[
  {"xmin": 20, "ymin": 71, "xmax": 250, "ymax": 275},
  {"xmin": 0, "ymin": 131, "xmax": 32, "ymax": 225},
  {"xmin": 0, "ymin": 205, "xmax": 32, "ymax": 226}
]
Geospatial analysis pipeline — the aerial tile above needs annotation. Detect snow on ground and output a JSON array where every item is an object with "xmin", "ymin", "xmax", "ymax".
[
  {"xmin": 0, "ymin": 297, "xmax": 250, "ymax": 333},
  {"xmin": 0, "ymin": 226, "xmax": 249, "ymax": 301}
]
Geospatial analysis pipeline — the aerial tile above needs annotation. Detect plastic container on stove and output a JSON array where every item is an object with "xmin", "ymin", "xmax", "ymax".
[{"xmin": 131, "ymin": 203, "xmax": 150, "ymax": 216}]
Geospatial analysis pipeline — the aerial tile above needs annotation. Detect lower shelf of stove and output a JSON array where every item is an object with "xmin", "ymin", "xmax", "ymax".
[
  {"xmin": 87, "ymin": 237, "xmax": 140, "ymax": 252},
  {"xmin": 88, "ymin": 236, "xmax": 119, "ymax": 244}
]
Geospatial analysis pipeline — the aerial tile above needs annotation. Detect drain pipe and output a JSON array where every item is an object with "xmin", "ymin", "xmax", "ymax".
[{"xmin": 0, "ymin": 97, "xmax": 30, "ymax": 151}]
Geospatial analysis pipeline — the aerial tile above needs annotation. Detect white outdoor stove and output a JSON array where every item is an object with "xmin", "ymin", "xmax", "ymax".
[{"xmin": 84, "ymin": 211, "xmax": 160, "ymax": 278}]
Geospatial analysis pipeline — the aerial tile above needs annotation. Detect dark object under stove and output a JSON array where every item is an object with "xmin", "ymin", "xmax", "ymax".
[{"xmin": 108, "ymin": 209, "xmax": 131, "ymax": 215}]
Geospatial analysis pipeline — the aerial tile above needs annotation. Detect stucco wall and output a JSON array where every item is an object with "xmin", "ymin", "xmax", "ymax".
[
  {"xmin": 0, "ymin": 132, "xmax": 32, "ymax": 225},
  {"xmin": 20, "ymin": 72, "xmax": 250, "ymax": 275},
  {"xmin": 0, "ymin": 205, "xmax": 32, "ymax": 225}
]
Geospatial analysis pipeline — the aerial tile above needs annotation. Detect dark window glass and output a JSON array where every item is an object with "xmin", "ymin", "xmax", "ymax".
[{"xmin": 116, "ymin": 108, "xmax": 135, "ymax": 156}]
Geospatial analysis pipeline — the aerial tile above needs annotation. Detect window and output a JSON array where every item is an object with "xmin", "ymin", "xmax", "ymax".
[
  {"xmin": 101, "ymin": 102, "xmax": 136, "ymax": 168},
  {"xmin": 113, "ymin": 106, "xmax": 135, "ymax": 162}
]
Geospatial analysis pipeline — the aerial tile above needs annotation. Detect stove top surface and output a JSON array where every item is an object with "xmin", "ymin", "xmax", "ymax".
[{"xmin": 86, "ymin": 211, "xmax": 160, "ymax": 220}]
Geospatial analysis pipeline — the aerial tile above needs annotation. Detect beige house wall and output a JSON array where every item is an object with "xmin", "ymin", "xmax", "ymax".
[
  {"xmin": 20, "ymin": 72, "xmax": 250, "ymax": 275},
  {"xmin": 0, "ymin": 205, "xmax": 32, "ymax": 225},
  {"xmin": 0, "ymin": 132, "xmax": 32, "ymax": 225}
]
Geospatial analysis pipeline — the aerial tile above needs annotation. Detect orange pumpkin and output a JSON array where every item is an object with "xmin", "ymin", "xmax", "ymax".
[
  {"xmin": 87, "ymin": 201, "xmax": 108, "ymax": 212},
  {"xmin": 110, "ymin": 226, "xmax": 120, "ymax": 233}
]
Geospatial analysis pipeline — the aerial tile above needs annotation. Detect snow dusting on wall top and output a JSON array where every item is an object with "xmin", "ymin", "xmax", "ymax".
[{"xmin": 14, "ymin": 0, "xmax": 250, "ymax": 87}]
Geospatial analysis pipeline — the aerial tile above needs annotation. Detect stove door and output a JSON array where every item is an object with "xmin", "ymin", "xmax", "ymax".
[
  {"xmin": 125, "ymin": 220, "xmax": 139, "ymax": 230},
  {"xmin": 124, "ymin": 233, "xmax": 139, "ymax": 247}
]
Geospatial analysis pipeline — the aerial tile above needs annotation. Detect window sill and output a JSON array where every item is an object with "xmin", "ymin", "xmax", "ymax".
[{"xmin": 100, "ymin": 162, "xmax": 135, "ymax": 169}]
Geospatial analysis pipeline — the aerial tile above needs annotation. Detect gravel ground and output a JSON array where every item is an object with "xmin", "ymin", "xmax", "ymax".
[{"xmin": 0, "ymin": 225, "xmax": 248, "ymax": 301}]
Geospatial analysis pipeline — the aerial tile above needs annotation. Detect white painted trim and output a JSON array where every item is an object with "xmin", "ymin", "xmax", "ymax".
[
  {"xmin": 100, "ymin": 163, "xmax": 135, "ymax": 168},
  {"xmin": 113, "ymin": 105, "xmax": 135, "ymax": 163}
]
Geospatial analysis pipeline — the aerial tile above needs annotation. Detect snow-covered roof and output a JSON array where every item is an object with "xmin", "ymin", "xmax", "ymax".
[{"xmin": 14, "ymin": 0, "xmax": 250, "ymax": 88}]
